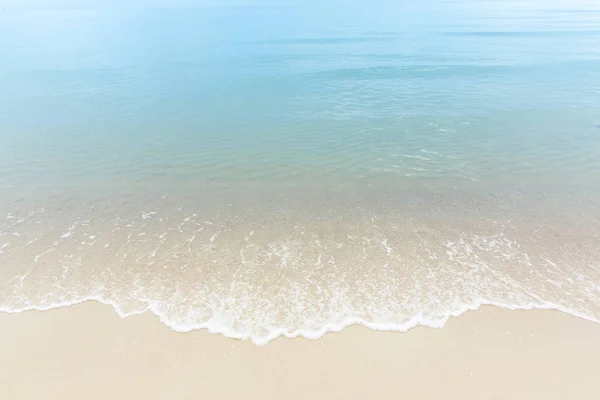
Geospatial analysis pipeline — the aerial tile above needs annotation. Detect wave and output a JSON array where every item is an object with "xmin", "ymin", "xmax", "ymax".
[
  {"xmin": 2, "ymin": 294, "xmax": 597, "ymax": 346},
  {"xmin": 2, "ymin": 196, "xmax": 599, "ymax": 345}
]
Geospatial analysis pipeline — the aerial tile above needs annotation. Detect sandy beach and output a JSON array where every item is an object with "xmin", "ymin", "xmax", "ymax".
[
  {"xmin": 1, "ymin": 304, "xmax": 599, "ymax": 400},
  {"xmin": 1, "ymin": 1, "xmax": 600, "ymax": 399}
]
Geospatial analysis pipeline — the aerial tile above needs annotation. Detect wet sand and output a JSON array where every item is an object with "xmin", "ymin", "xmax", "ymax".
[{"xmin": 1, "ymin": 303, "xmax": 599, "ymax": 400}]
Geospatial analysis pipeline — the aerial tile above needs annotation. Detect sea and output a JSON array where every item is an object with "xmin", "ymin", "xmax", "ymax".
[{"xmin": 1, "ymin": 0, "xmax": 599, "ymax": 344}]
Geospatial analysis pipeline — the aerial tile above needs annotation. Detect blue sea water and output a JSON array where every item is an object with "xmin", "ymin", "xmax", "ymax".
[
  {"xmin": 1, "ymin": 1, "xmax": 600, "ymax": 196},
  {"xmin": 0, "ymin": 1, "xmax": 599, "ymax": 343}
]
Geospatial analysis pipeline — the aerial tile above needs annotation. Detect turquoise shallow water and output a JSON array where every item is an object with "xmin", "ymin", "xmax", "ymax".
[
  {"xmin": 1, "ymin": 1, "xmax": 600, "ymax": 197},
  {"xmin": 1, "ymin": 1, "xmax": 600, "ymax": 343}
]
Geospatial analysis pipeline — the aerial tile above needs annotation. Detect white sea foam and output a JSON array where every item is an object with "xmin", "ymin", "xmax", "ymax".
[
  {"xmin": 1, "ymin": 294, "xmax": 597, "ymax": 346},
  {"xmin": 1, "ymin": 196, "xmax": 599, "ymax": 346}
]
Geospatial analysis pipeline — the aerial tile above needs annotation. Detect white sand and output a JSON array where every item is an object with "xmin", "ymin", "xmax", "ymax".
[{"xmin": 1, "ymin": 303, "xmax": 599, "ymax": 399}]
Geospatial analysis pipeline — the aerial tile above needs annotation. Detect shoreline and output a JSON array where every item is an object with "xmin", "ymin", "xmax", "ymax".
[
  {"xmin": 2, "ymin": 303, "xmax": 600, "ymax": 399},
  {"xmin": 2, "ymin": 298, "xmax": 598, "ymax": 345},
  {"xmin": 3, "ymin": 196, "xmax": 599, "ymax": 343}
]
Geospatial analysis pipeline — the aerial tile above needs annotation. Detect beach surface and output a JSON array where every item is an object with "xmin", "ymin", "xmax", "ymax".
[
  {"xmin": 1, "ymin": 2, "xmax": 600, "ymax": 398},
  {"xmin": 1, "ymin": 304, "xmax": 599, "ymax": 400}
]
